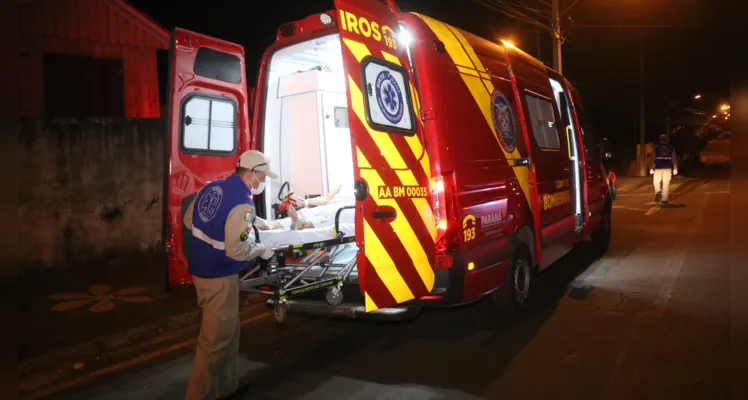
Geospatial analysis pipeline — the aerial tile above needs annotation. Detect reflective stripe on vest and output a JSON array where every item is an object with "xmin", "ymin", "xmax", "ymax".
[{"xmin": 191, "ymin": 226, "xmax": 225, "ymax": 250}]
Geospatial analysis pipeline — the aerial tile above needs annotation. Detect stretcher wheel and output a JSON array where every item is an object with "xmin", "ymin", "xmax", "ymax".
[
  {"xmin": 325, "ymin": 286, "xmax": 344, "ymax": 307},
  {"xmin": 274, "ymin": 303, "xmax": 287, "ymax": 324}
]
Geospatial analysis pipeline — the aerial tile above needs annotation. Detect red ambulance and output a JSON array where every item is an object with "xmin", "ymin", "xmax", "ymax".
[{"xmin": 163, "ymin": 0, "xmax": 612, "ymax": 321}]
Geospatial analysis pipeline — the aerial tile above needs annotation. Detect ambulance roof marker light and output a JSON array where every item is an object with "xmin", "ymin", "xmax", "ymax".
[
  {"xmin": 319, "ymin": 12, "xmax": 333, "ymax": 26},
  {"xmin": 501, "ymin": 39, "xmax": 517, "ymax": 49}
]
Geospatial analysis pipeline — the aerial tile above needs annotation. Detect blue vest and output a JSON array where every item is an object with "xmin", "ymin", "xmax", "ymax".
[
  {"xmin": 654, "ymin": 144, "xmax": 675, "ymax": 170},
  {"xmin": 189, "ymin": 174, "xmax": 257, "ymax": 279}
]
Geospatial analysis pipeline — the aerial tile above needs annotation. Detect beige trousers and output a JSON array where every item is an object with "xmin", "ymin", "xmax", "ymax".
[
  {"xmin": 185, "ymin": 274, "xmax": 240, "ymax": 400},
  {"xmin": 653, "ymin": 169, "xmax": 673, "ymax": 201}
]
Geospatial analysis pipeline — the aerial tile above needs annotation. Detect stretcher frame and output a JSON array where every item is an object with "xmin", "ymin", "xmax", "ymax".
[{"xmin": 239, "ymin": 206, "xmax": 357, "ymax": 323}]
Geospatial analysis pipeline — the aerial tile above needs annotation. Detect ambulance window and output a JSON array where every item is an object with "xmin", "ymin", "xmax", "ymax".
[
  {"xmin": 524, "ymin": 93, "xmax": 561, "ymax": 150},
  {"xmin": 181, "ymin": 95, "xmax": 236, "ymax": 154},
  {"xmin": 576, "ymin": 103, "xmax": 599, "ymax": 161},
  {"xmin": 361, "ymin": 57, "xmax": 416, "ymax": 136},
  {"xmin": 194, "ymin": 47, "xmax": 242, "ymax": 84}
]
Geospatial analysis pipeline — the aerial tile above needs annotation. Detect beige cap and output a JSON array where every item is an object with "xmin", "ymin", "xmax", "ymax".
[{"xmin": 237, "ymin": 150, "xmax": 279, "ymax": 179}]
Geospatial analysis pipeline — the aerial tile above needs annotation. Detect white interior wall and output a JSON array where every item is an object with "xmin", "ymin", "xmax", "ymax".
[{"xmin": 260, "ymin": 34, "xmax": 351, "ymax": 220}]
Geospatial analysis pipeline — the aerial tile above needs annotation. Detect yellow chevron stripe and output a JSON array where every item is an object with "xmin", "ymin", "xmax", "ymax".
[
  {"xmin": 348, "ymin": 75, "xmax": 408, "ymax": 170},
  {"xmin": 357, "ymin": 130, "xmax": 434, "ymax": 276},
  {"xmin": 363, "ymin": 218, "xmax": 415, "ymax": 304},
  {"xmin": 457, "ymin": 65, "xmax": 480, "ymax": 77},
  {"xmin": 362, "ymin": 166, "xmax": 434, "ymax": 291},
  {"xmin": 413, "ymin": 13, "xmax": 532, "ymax": 207},
  {"xmin": 343, "ymin": 38, "xmax": 371, "ymax": 62},
  {"xmin": 365, "ymin": 292, "xmax": 379, "ymax": 313},
  {"xmin": 381, "ymin": 50, "xmax": 401, "ymax": 65},
  {"xmin": 346, "ymin": 39, "xmax": 436, "ymax": 259},
  {"xmin": 357, "ymin": 146, "xmax": 371, "ymax": 168}
]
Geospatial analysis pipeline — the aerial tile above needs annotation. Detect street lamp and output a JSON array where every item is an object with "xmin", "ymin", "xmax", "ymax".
[{"xmin": 693, "ymin": 94, "xmax": 702, "ymax": 100}]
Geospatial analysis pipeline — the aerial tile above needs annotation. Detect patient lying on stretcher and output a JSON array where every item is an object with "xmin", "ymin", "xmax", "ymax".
[{"xmin": 254, "ymin": 184, "xmax": 355, "ymax": 232}]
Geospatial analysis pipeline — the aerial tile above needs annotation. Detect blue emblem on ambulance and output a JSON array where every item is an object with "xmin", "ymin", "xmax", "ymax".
[
  {"xmin": 375, "ymin": 71, "xmax": 404, "ymax": 124},
  {"xmin": 490, "ymin": 90, "xmax": 516, "ymax": 152}
]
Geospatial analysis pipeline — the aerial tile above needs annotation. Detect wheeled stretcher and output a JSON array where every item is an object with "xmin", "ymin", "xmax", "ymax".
[{"xmin": 238, "ymin": 206, "xmax": 359, "ymax": 323}]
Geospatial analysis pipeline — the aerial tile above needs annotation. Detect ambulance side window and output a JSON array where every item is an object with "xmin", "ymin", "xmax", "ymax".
[
  {"xmin": 180, "ymin": 95, "xmax": 237, "ymax": 155},
  {"xmin": 524, "ymin": 93, "xmax": 561, "ymax": 150},
  {"xmin": 575, "ymin": 104, "xmax": 599, "ymax": 161}
]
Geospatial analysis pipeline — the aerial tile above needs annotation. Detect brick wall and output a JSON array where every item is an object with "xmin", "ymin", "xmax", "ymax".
[{"xmin": 18, "ymin": 118, "xmax": 165, "ymax": 269}]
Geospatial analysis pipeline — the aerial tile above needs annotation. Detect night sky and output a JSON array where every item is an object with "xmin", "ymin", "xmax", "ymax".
[{"xmin": 128, "ymin": 0, "xmax": 729, "ymax": 157}]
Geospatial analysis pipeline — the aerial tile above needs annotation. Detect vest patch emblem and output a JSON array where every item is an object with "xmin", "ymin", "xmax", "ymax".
[{"xmin": 198, "ymin": 186, "xmax": 223, "ymax": 223}]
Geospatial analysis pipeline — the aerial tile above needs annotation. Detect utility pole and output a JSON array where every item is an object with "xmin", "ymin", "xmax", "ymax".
[
  {"xmin": 552, "ymin": 0, "xmax": 562, "ymax": 73},
  {"xmin": 638, "ymin": 33, "xmax": 647, "ymax": 177}
]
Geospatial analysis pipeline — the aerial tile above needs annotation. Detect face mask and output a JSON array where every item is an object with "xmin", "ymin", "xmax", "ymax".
[{"xmin": 250, "ymin": 174, "xmax": 266, "ymax": 195}]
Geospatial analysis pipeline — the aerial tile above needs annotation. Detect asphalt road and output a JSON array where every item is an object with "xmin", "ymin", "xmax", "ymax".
[{"xmin": 55, "ymin": 173, "xmax": 731, "ymax": 400}]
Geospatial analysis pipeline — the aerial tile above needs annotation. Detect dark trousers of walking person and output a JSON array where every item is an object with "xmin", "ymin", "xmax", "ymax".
[{"xmin": 185, "ymin": 274, "xmax": 240, "ymax": 400}]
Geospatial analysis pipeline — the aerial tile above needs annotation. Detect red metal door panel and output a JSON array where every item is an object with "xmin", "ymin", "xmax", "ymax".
[{"xmin": 164, "ymin": 28, "xmax": 249, "ymax": 286}]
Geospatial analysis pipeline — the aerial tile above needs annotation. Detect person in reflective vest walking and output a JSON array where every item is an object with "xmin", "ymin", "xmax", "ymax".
[
  {"xmin": 649, "ymin": 134, "xmax": 679, "ymax": 204},
  {"xmin": 182, "ymin": 150, "xmax": 278, "ymax": 400}
]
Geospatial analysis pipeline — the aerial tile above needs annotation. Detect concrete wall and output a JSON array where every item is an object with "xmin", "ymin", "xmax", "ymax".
[{"xmin": 18, "ymin": 118, "xmax": 165, "ymax": 269}]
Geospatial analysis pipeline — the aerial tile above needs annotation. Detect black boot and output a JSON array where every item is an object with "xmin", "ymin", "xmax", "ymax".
[
  {"xmin": 218, "ymin": 380, "xmax": 251, "ymax": 400},
  {"xmin": 655, "ymin": 191, "xmax": 662, "ymax": 203}
]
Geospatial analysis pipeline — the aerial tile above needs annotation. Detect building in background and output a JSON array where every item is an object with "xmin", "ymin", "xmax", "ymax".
[{"xmin": 18, "ymin": 0, "xmax": 168, "ymax": 118}]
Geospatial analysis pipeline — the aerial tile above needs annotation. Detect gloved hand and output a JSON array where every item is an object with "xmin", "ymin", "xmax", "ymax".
[
  {"xmin": 650, "ymin": 169, "xmax": 655, "ymax": 175},
  {"xmin": 673, "ymin": 169, "xmax": 678, "ymax": 175},
  {"xmin": 260, "ymin": 246, "xmax": 275, "ymax": 260}
]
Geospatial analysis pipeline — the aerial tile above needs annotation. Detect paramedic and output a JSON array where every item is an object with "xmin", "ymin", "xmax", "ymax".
[
  {"xmin": 182, "ymin": 150, "xmax": 278, "ymax": 400},
  {"xmin": 649, "ymin": 134, "xmax": 679, "ymax": 204}
]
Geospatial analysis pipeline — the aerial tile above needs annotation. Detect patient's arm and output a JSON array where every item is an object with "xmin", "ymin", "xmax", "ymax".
[
  {"xmin": 254, "ymin": 216, "xmax": 284, "ymax": 231},
  {"xmin": 288, "ymin": 206, "xmax": 314, "ymax": 230},
  {"xmin": 302, "ymin": 183, "xmax": 342, "ymax": 208}
]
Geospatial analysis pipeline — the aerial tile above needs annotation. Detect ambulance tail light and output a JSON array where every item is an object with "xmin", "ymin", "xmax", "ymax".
[{"xmin": 432, "ymin": 172, "xmax": 458, "ymax": 254}]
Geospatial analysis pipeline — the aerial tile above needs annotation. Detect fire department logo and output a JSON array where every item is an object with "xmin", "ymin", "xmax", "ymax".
[
  {"xmin": 491, "ymin": 90, "xmax": 516, "ymax": 153},
  {"xmin": 198, "ymin": 186, "xmax": 223, "ymax": 223},
  {"xmin": 375, "ymin": 71, "xmax": 404, "ymax": 124}
]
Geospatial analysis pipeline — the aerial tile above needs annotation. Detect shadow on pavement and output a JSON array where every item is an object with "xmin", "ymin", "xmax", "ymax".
[{"xmin": 241, "ymin": 243, "xmax": 603, "ymax": 397}]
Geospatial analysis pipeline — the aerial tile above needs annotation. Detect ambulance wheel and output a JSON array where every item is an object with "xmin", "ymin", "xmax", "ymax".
[
  {"xmin": 491, "ymin": 243, "xmax": 535, "ymax": 319},
  {"xmin": 273, "ymin": 303, "xmax": 287, "ymax": 324},
  {"xmin": 591, "ymin": 201, "xmax": 612, "ymax": 255}
]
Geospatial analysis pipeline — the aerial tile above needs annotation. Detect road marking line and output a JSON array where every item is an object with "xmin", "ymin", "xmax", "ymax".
[
  {"xmin": 20, "ymin": 311, "xmax": 272, "ymax": 400},
  {"xmin": 616, "ymin": 193, "xmax": 656, "ymax": 197},
  {"xmin": 644, "ymin": 206, "xmax": 660, "ymax": 216},
  {"xmin": 612, "ymin": 206, "xmax": 651, "ymax": 212}
]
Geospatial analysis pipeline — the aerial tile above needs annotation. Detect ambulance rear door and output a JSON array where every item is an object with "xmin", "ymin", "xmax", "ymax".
[
  {"xmin": 334, "ymin": 0, "xmax": 436, "ymax": 312},
  {"xmin": 164, "ymin": 28, "xmax": 250, "ymax": 287}
]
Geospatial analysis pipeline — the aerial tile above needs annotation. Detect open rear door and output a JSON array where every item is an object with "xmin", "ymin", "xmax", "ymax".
[
  {"xmin": 164, "ymin": 28, "xmax": 249, "ymax": 286},
  {"xmin": 335, "ymin": 0, "xmax": 436, "ymax": 312}
]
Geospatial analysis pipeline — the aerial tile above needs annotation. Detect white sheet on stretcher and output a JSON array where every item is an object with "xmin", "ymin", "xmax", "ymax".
[{"xmin": 257, "ymin": 222, "xmax": 356, "ymax": 247}]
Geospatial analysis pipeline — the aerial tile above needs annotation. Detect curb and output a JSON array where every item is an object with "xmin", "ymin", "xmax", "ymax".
[{"xmin": 19, "ymin": 293, "xmax": 267, "ymax": 380}]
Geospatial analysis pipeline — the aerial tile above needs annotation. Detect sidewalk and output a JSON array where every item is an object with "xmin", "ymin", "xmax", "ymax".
[{"xmin": 19, "ymin": 252, "xmax": 267, "ymax": 396}]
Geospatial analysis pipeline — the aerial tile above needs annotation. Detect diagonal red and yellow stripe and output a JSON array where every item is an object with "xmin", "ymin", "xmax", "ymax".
[
  {"xmin": 341, "ymin": 38, "xmax": 436, "ymax": 312},
  {"xmin": 412, "ymin": 13, "xmax": 532, "ymax": 208}
]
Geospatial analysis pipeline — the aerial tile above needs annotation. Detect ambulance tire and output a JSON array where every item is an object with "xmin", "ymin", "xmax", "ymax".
[
  {"xmin": 490, "ymin": 243, "xmax": 535, "ymax": 320},
  {"xmin": 591, "ymin": 200, "xmax": 612, "ymax": 256}
]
